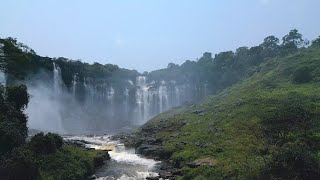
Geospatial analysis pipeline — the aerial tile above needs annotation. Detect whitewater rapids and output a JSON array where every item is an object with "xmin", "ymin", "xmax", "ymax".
[{"xmin": 63, "ymin": 135, "xmax": 159, "ymax": 180}]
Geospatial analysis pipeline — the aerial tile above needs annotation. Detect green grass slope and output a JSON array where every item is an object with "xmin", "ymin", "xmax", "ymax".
[
  {"xmin": 37, "ymin": 145, "xmax": 108, "ymax": 180},
  {"xmin": 138, "ymin": 47, "xmax": 320, "ymax": 179}
]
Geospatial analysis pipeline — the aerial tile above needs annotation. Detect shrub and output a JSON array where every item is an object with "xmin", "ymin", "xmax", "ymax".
[
  {"xmin": 5, "ymin": 85, "xmax": 29, "ymax": 110},
  {"xmin": 0, "ymin": 85, "xmax": 29, "ymax": 155},
  {"xmin": 293, "ymin": 67, "xmax": 313, "ymax": 83},
  {"xmin": 29, "ymin": 133, "xmax": 63, "ymax": 155},
  {"xmin": 260, "ymin": 94, "xmax": 320, "ymax": 179},
  {"xmin": 0, "ymin": 147, "xmax": 39, "ymax": 180}
]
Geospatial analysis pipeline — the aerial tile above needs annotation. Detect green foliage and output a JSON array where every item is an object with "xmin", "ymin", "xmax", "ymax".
[
  {"xmin": 137, "ymin": 45, "xmax": 320, "ymax": 179},
  {"xmin": 260, "ymin": 35, "xmax": 280, "ymax": 58},
  {"xmin": 36, "ymin": 145, "xmax": 107, "ymax": 180},
  {"xmin": 5, "ymin": 85, "xmax": 29, "ymax": 110},
  {"xmin": 0, "ymin": 85, "xmax": 29, "ymax": 155},
  {"xmin": 293, "ymin": 67, "xmax": 313, "ymax": 83},
  {"xmin": 1, "ymin": 30, "xmax": 320, "ymax": 179},
  {"xmin": 148, "ymin": 29, "xmax": 313, "ymax": 95},
  {"xmin": 260, "ymin": 94, "xmax": 314, "ymax": 145},
  {"xmin": 282, "ymin": 29, "xmax": 305, "ymax": 47},
  {"xmin": 280, "ymin": 29, "xmax": 307, "ymax": 56},
  {"xmin": 0, "ymin": 37, "xmax": 138, "ymax": 89},
  {"xmin": 0, "ymin": 38, "xmax": 34, "ymax": 79},
  {"xmin": 0, "ymin": 82, "xmax": 107, "ymax": 180},
  {"xmin": 259, "ymin": 94, "xmax": 320, "ymax": 179},
  {"xmin": 0, "ymin": 147, "xmax": 40, "ymax": 180},
  {"xmin": 311, "ymin": 36, "xmax": 320, "ymax": 47},
  {"xmin": 30, "ymin": 132, "xmax": 63, "ymax": 155},
  {"xmin": 54, "ymin": 58, "xmax": 122, "ymax": 88},
  {"xmin": 263, "ymin": 142, "xmax": 320, "ymax": 179}
]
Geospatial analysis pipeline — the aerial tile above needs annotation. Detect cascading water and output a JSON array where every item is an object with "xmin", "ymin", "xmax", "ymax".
[
  {"xmin": 53, "ymin": 62, "xmax": 62, "ymax": 95},
  {"xmin": 204, "ymin": 83, "xmax": 208, "ymax": 97},
  {"xmin": 159, "ymin": 81, "xmax": 169, "ymax": 113},
  {"xmin": 124, "ymin": 88, "xmax": 130, "ymax": 119},
  {"xmin": 72, "ymin": 74, "xmax": 77, "ymax": 96},
  {"xmin": 64, "ymin": 135, "xmax": 159, "ymax": 179},
  {"xmin": 107, "ymin": 86, "xmax": 115, "ymax": 117},
  {"xmin": 0, "ymin": 71, "xmax": 6, "ymax": 85},
  {"xmin": 27, "ymin": 62, "xmax": 64, "ymax": 133},
  {"xmin": 135, "ymin": 76, "xmax": 149, "ymax": 124},
  {"xmin": 175, "ymin": 86, "xmax": 180, "ymax": 106},
  {"xmin": 25, "ymin": 63, "xmax": 211, "ymax": 178},
  {"xmin": 52, "ymin": 62, "xmax": 63, "ymax": 131},
  {"xmin": 27, "ymin": 63, "xmax": 209, "ymax": 134}
]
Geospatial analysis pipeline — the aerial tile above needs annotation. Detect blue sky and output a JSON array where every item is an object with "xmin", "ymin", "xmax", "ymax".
[{"xmin": 1, "ymin": 0, "xmax": 319, "ymax": 72}]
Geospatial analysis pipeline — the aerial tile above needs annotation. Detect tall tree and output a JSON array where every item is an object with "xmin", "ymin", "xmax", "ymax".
[
  {"xmin": 282, "ymin": 29, "xmax": 305, "ymax": 47},
  {"xmin": 311, "ymin": 36, "xmax": 320, "ymax": 47},
  {"xmin": 261, "ymin": 36, "xmax": 280, "ymax": 50},
  {"xmin": 280, "ymin": 29, "xmax": 305, "ymax": 55},
  {"xmin": 260, "ymin": 36, "xmax": 280, "ymax": 58}
]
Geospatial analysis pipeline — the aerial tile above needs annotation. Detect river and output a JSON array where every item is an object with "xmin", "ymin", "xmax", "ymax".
[{"xmin": 63, "ymin": 135, "xmax": 159, "ymax": 180}]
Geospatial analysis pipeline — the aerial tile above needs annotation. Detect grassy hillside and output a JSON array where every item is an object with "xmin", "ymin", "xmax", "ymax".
[
  {"xmin": 37, "ymin": 145, "xmax": 109, "ymax": 180},
  {"xmin": 135, "ymin": 46, "xmax": 320, "ymax": 179}
]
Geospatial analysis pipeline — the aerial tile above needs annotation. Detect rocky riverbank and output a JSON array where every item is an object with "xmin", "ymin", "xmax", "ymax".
[
  {"xmin": 64, "ymin": 136, "xmax": 111, "ymax": 168},
  {"xmin": 65, "ymin": 135, "xmax": 159, "ymax": 179},
  {"xmin": 113, "ymin": 105, "xmax": 232, "ymax": 179},
  {"xmin": 112, "ymin": 107, "xmax": 192, "ymax": 180}
]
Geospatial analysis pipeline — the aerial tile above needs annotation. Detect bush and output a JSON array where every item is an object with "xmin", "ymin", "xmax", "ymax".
[
  {"xmin": 29, "ymin": 133, "xmax": 63, "ymax": 155},
  {"xmin": 0, "ymin": 147, "xmax": 39, "ymax": 180},
  {"xmin": 5, "ymin": 85, "xmax": 29, "ymax": 110},
  {"xmin": 0, "ymin": 85, "xmax": 29, "ymax": 156},
  {"xmin": 36, "ymin": 145, "xmax": 106, "ymax": 180},
  {"xmin": 293, "ymin": 67, "xmax": 313, "ymax": 83},
  {"xmin": 263, "ymin": 142, "xmax": 320, "ymax": 179},
  {"xmin": 260, "ymin": 94, "xmax": 320, "ymax": 179}
]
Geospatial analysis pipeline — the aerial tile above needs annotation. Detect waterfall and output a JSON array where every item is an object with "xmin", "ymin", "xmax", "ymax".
[
  {"xmin": 124, "ymin": 87, "xmax": 130, "ymax": 119},
  {"xmin": 84, "ymin": 77, "xmax": 95, "ymax": 101},
  {"xmin": 128, "ymin": 80, "xmax": 134, "ymax": 86},
  {"xmin": 107, "ymin": 86, "xmax": 115, "ymax": 101},
  {"xmin": 136, "ymin": 76, "xmax": 150, "ymax": 124},
  {"xmin": 204, "ymin": 83, "xmax": 208, "ymax": 97},
  {"xmin": 52, "ymin": 62, "xmax": 63, "ymax": 131},
  {"xmin": 27, "ymin": 62, "xmax": 64, "ymax": 133},
  {"xmin": 28, "ymin": 62, "xmax": 209, "ymax": 133},
  {"xmin": 53, "ymin": 62, "xmax": 62, "ymax": 95},
  {"xmin": 175, "ymin": 86, "xmax": 180, "ymax": 106},
  {"xmin": 107, "ymin": 86, "xmax": 115, "ymax": 117},
  {"xmin": 72, "ymin": 74, "xmax": 77, "ymax": 96},
  {"xmin": 158, "ymin": 81, "xmax": 169, "ymax": 113},
  {"xmin": 0, "ymin": 71, "xmax": 6, "ymax": 85}
]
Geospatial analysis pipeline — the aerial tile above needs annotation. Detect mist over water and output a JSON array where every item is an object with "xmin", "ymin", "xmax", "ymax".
[{"xmin": 26, "ymin": 62, "xmax": 208, "ymax": 134}]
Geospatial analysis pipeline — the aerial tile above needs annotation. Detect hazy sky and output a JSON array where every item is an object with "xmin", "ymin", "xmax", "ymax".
[{"xmin": 1, "ymin": 0, "xmax": 319, "ymax": 72}]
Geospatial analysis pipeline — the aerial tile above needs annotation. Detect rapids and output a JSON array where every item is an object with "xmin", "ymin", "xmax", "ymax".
[{"xmin": 63, "ymin": 135, "xmax": 159, "ymax": 180}]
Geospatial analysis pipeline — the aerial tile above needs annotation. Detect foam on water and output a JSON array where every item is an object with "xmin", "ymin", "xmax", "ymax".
[
  {"xmin": 63, "ymin": 135, "xmax": 159, "ymax": 180},
  {"xmin": 109, "ymin": 149, "xmax": 157, "ymax": 169}
]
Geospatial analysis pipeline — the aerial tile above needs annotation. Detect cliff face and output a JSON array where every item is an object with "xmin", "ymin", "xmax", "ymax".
[{"xmin": 1, "ymin": 55, "xmax": 208, "ymax": 134}]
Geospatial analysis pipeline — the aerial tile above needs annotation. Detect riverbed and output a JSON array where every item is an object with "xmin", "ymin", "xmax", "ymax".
[{"xmin": 63, "ymin": 135, "xmax": 159, "ymax": 180}]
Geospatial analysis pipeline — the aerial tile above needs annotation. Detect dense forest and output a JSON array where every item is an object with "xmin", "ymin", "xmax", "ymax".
[{"xmin": 1, "ymin": 29, "xmax": 320, "ymax": 179}]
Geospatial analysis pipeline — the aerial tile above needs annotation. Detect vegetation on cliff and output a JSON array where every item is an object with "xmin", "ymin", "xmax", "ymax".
[
  {"xmin": 134, "ymin": 34, "xmax": 320, "ymax": 179},
  {"xmin": 0, "ymin": 45, "xmax": 110, "ymax": 179},
  {"xmin": 0, "ymin": 84, "xmax": 109, "ymax": 179}
]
